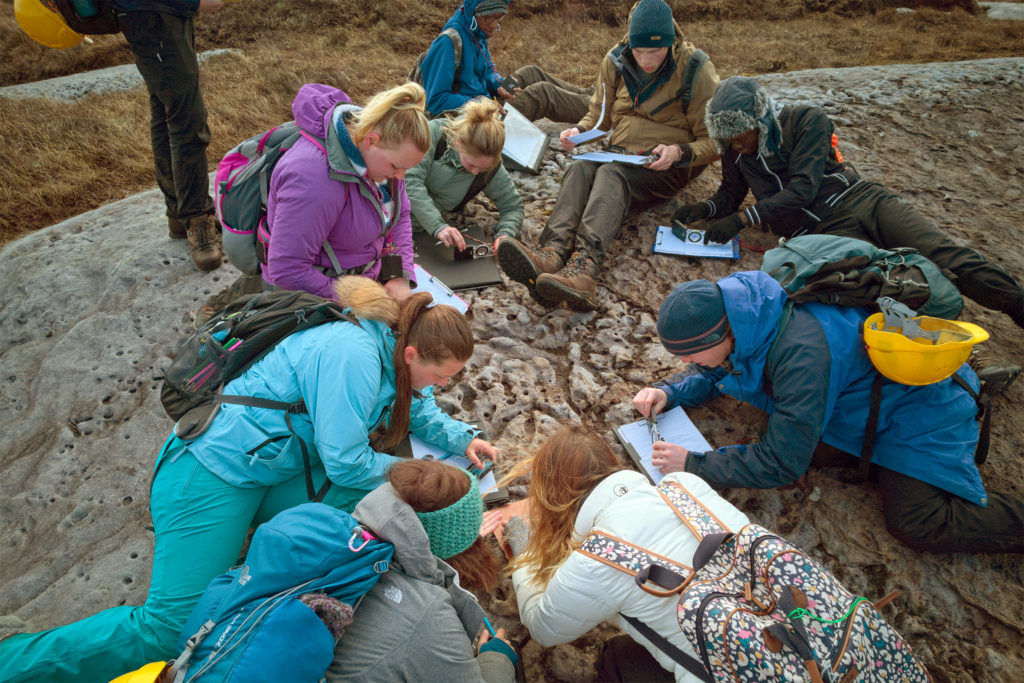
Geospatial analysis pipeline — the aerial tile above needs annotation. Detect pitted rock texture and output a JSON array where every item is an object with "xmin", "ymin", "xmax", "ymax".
[{"xmin": 2, "ymin": 58, "xmax": 1023, "ymax": 682}]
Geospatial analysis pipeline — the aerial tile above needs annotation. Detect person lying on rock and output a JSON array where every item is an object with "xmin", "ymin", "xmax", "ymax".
[
  {"xmin": 327, "ymin": 459, "xmax": 515, "ymax": 682},
  {"xmin": 262, "ymin": 82, "xmax": 429, "ymax": 302},
  {"xmin": 419, "ymin": 0, "xmax": 592, "ymax": 122},
  {"xmin": 676, "ymin": 75, "xmax": 1024, "ymax": 329},
  {"xmin": 0, "ymin": 277, "xmax": 498, "ymax": 683},
  {"xmin": 496, "ymin": 0, "xmax": 719, "ymax": 311},
  {"xmin": 632, "ymin": 271, "xmax": 1024, "ymax": 554},
  {"xmin": 406, "ymin": 98, "xmax": 523, "ymax": 254},
  {"xmin": 501, "ymin": 425, "xmax": 750, "ymax": 682}
]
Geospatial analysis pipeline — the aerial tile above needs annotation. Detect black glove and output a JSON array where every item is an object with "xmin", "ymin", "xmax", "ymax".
[
  {"xmin": 703, "ymin": 213, "xmax": 744, "ymax": 244},
  {"xmin": 673, "ymin": 201, "xmax": 712, "ymax": 225}
]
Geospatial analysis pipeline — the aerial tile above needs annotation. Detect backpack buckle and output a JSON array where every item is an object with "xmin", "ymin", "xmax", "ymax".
[{"xmin": 373, "ymin": 560, "xmax": 389, "ymax": 574}]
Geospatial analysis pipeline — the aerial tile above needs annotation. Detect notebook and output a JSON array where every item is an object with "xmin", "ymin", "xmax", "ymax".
[{"xmin": 613, "ymin": 406, "xmax": 714, "ymax": 485}]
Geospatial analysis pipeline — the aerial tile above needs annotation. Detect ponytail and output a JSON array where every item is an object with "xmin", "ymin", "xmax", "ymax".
[
  {"xmin": 350, "ymin": 82, "xmax": 430, "ymax": 153},
  {"xmin": 444, "ymin": 97, "xmax": 505, "ymax": 161},
  {"xmin": 378, "ymin": 293, "xmax": 474, "ymax": 452}
]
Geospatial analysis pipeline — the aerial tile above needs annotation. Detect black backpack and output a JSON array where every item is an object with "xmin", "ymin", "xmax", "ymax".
[
  {"xmin": 160, "ymin": 291, "xmax": 356, "ymax": 499},
  {"xmin": 51, "ymin": 0, "xmax": 121, "ymax": 35}
]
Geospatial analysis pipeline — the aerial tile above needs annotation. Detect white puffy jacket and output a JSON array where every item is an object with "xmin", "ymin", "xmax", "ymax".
[{"xmin": 512, "ymin": 470, "xmax": 751, "ymax": 682}]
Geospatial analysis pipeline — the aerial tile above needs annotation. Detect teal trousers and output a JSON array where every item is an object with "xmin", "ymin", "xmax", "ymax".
[{"xmin": 0, "ymin": 438, "xmax": 366, "ymax": 683}]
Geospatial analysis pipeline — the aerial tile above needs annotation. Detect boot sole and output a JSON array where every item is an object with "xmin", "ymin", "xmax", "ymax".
[
  {"xmin": 497, "ymin": 242, "xmax": 549, "ymax": 302},
  {"xmin": 535, "ymin": 275, "xmax": 597, "ymax": 311}
]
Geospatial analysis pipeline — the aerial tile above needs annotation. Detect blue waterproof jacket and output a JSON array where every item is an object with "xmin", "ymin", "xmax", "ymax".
[
  {"xmin": 420, "ymin": 0, "xmax": 503, "ymax": 117},
  {"xmin": 177, "ymin": 317, "xmax": 478, "ymax": 493},
  {"xmin": 662, "ymin": 271, "xmax": 987, "ymax": 505}
]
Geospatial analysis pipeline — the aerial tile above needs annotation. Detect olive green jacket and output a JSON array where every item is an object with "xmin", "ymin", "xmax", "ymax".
[{"xmin": 405, "ymin": 119, "xmax": 524, "ymax": 239}]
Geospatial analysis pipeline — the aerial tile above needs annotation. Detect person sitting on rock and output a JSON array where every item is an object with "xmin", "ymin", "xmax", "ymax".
[
  {"xmin": 675, "ymin": 75, "xmax": 1024, "ymax": 329},
  {"xmin": 0, "ymin": 277, "xmax": 498, "ymax": 683},
  {"xmin": 500, "ymin": 425, "xmax": 750, "ymax": 681},
  {"xmin": 406, "ymin": 98, "xmax": 523, "ymax": 255},
  {"xmin": 419, "ymin": 0, "xmax": 592, "ymax": 122},
  {"xmin": 632, "ymin": 271, "xmax": 1024, "ymax": 554},
  {"xmin": 496, "ymin": 0, "xmax": 719, "ymax": 310},
  {"xmin": 262, "ymin": 82, "xmax": 430, "ymax": 301},
  {"xmin": 327, "ymin": 459, "xmax": 515, "ymax": 681}
]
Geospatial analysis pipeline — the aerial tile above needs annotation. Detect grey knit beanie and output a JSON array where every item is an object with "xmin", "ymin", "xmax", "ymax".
[
  {"xmin": 629, "ymin": 0, "xmax": 675, "ymax": 49},
  {"xmin": 474, "ymin": 0, "xmax": 509, "ymax": 17},
  {"xmin": 657, "ymin": 280, "xmax": 730, "ymax": 356},
  {"xmin": 415, "ymin": 469, "xmax": 483, "ymax": 559}
]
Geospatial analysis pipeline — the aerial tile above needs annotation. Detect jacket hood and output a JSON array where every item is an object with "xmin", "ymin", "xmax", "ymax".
[
  {"xmin": 445, "ymin": 0, "xmax": 490, "ymax": 42},
  {"xmin": 291, "ymin": 83, "xmax": 353, "ymax": 139},
  {"xmin": 716, "ymin": 272, "xmax": 788, "ymax": 399},
  {"xmin": 354, "ymin": 483, "xmax": 443, "ymax": 583},
  {"xmin": 705, "ymin": 76, "xmax": 785, "ymax": 158}
]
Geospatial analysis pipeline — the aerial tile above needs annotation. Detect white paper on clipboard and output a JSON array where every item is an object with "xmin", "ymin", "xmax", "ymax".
[
  {"xmin": 411, "ymin": 264, "xmax": 470, "ymax": 313},
  {"xmin": 652, "ymin": 226, "xmax": 740, "ymax": 259},
  {"xmin": 613, "ymin": 406, "xmax": 713, "ymax": 484},
  {"xmin": 408, "ymin": 433, "xmax": 498, "ymax": 493}
]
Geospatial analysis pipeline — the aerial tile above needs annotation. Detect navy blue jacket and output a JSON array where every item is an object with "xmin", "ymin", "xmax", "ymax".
[{"xmin": 661, "ymin": 271, "xmax": 987, "ymax": 505}]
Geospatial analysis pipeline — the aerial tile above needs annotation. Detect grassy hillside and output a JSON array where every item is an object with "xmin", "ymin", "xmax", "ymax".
[{"xmin": 0, "ymin": 0, "xmax": 1021, "ymax": 243}]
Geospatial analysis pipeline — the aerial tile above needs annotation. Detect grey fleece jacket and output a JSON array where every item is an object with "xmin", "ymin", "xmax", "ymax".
[{"xmin": 327, "ymin": 484, "xmax": 514, "ymax": 682}]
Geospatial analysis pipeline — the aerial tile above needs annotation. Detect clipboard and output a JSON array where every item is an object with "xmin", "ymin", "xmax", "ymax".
[
  {"xmin": 501, "ymin": 103, "xmax": 547, "ymax": 174},
  {"xmin": 410, "ymin": 265, "xmax": 469, "ymax": 313},
  {"xmin": 613, "ymin": 406, "xmax": 713, "ymax": 484},
  {"xmin": 395, "ymin": 433, "xmax": 498, "ymax": 493},
  {"xmin": 413, "ymin": 228, "xmax": 502, "ymax": 291},
  {"xmin": 653, "ymin": 225, "xmax": 740, "ymax": 259}
]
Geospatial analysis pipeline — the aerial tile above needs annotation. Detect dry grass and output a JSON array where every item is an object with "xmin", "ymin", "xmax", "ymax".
[{"xmin": 1, "ymin": 0, "xmax": 1022, "ymax": 244}]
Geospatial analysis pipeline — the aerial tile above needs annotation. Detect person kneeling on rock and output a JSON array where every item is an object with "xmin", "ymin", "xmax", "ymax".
[
  {"xmin": 632, "ymin": 271, "xmax": 1024, "ymax": 554},
  {"xmin": 496, "ymin": 0, "xmax": 719, "ymax": 310}
]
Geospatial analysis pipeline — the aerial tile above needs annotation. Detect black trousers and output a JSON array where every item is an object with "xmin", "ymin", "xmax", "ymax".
[
  {"xmin": 815, "ymin": 180, "xmax": 1024, "ymax": 318},
  {"xmin": 595, "ymin": 634, "xmax": 674, "ymax": 682},
  {"xmin": 813, "ymin": 445, "xmax": 1024, "ymax": 554},
  {"xmin": 120, "ymin": 11, "xmax": 214, "ymax": 222}
]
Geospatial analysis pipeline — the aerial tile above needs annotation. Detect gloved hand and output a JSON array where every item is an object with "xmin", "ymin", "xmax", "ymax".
[
  {"xmin": 673, "ymin": 201, "xmax": 712, "ymax": 225},
  {"xmin": 703, "ymin": 213, "xmax": 744, "ymax": 244},
  {"xmin": 503, "ymin": 516, "xmax": 531, "ymax": 557}
]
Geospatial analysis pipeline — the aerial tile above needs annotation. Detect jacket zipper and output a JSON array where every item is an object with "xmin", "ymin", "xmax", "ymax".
[{"xmin": 695, "ymin": 590, "xmax": 740, "ymax": 674}]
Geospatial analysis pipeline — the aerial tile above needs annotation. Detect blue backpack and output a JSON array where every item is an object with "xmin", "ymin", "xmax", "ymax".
[{"xmin": 166, "ymin": 503, "xmax": 394, "ymax": 683}]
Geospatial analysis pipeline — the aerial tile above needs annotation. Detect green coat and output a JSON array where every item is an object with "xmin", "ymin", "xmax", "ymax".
[{"xmin": 405, "ymin": 119, "xmax": 524, "ymax": 239}]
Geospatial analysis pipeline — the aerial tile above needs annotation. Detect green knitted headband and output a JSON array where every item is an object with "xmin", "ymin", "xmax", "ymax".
[{"xmin": 415, "ymin": 470, "xmax": 483, "ymax": 559}]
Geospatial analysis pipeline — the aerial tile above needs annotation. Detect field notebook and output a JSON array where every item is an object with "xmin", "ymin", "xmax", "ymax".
[
  {"xmin": 413, "ymin": 227, "xmax": 502, "ymax": 290},
  {"xmin": 613, "ymin": 406, "xmax": 714, "ymax": 485},
  {"xmin": 501, "ymin": 103, "xmax": 548, "ymax": 174}
]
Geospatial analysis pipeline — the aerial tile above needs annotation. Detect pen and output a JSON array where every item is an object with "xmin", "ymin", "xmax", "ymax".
[
  {"xmin": 647, "ymin": 415, "xmax": 661, "ymax": 444},
  {"xmin": 482, "ymin": 615, "xmax": 497, "ymax": 638}
]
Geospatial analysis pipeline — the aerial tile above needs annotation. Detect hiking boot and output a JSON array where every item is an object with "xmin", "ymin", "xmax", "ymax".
[
  {"xmin": 168, "ymin": 217, "xmax": 188, "ymax": 239},
  {"xmin": 186, "ymin": 214, "xmax": 223, "ymax": 271},
  {"xmin": 535, "ymin": 251, "xmax": 599, "ymax": 311},
  {"xmin": 497, "ymin": 238, "xmax": 563, "ymax": 301},
  {"xmin": 970, "ymin": 347, "xmax": 1021, "ymax": 396}
]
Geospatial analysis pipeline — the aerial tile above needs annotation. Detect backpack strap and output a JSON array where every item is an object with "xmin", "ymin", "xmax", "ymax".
[
  {"xmin": 857, "ymin": 374, "xmax": 886, "ymax": 481},
  {"xmin": 441, "ymin": 27, "xmax": 463, "ymax": 94},
  {"xmin": 453, "ymin": 164, "xmax": 499, "ymax": 214},
  {"xmin": 656, "ymin": 481, "xmax": 732, "ymax": 540},
  {"xmin": 618, "ymin": 613, "xmax": 712, "ymax": 682},
  {"xmin": 578, "ymin": 531, "xmax": 692, "ymax": 595},
  {"xmin": 951, "ymin": 371, "xmax": 991, "ymax": 465},
  {"xmin": 650, "ymin": 49, "xmax": 709, "ymax": 116}
]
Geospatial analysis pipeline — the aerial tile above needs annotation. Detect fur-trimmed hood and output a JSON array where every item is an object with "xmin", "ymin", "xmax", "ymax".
[{"xmin": 705, "ymin": 76, "xmax": 785, "ymax": 159}]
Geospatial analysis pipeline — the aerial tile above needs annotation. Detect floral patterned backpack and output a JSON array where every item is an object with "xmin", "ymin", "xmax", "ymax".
[{"xmin": 578, "ymin": 480, "xmax": 931, "ymax": 683}]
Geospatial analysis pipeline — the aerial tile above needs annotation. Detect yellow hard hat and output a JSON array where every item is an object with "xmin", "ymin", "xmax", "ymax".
[
  {"xmin": 14, "ymin": 0, "xmax": 84, "ymax": 49},
  {"xmin": 108, "ymin": 661, "xmax": 168, "ymax": 683},
  {"xmin": 863, "ymin": 298, "xmax": 988, "ymax": 386}
]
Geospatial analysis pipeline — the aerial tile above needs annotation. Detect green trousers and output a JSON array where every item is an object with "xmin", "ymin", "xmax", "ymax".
[
  {"xmin": 508, "ymin": 65, "xmax": 592, "ymax": 124},
  {"xmin": 0, "ymin": 439, "xmax": 364, "ymax": 683}
]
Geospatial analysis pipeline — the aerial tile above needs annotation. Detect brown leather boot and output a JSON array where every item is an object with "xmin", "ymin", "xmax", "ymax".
[
  {"xmin": 186, "ymin": 214, "xmax": 223, "ymax": 271},
  {"xmin": 168, "ymin": 217, "xmax": 188, "ymax": 239},
  {"xmin": 535, "ymin": 251, "xmax": 599, "ymax": 311},
  {"xmin": 497, "ymin": 238, "xmax": 563, "ymax": 301}
]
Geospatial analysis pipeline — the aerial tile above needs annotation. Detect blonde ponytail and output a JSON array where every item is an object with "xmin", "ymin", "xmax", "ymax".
[
  {"xmin": 444, "ymin": 97, "xmax": 505, "ymax": 160},
  {"xmin": 350, "ymin": 82, "xmax": 430, "ymax": 152},
  {"xmin": 334, "ymin": 276, "xmax": 399, "ymax": 323}
]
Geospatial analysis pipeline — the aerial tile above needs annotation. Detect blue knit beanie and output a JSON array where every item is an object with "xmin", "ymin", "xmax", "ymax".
[
  {"xmin": 415, "ymin": 469, "xmax": 483, "ymax": 559},
  {"xmin": 629, "ymin": 0, "xmax": 675, "ymax": 49},
  {"xmin": 657, "ymin": 280, "xmax": 730, "ymax": 355}
]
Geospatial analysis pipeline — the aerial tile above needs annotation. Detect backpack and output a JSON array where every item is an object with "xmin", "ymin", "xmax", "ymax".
[
  {"xmin": 215, "ymin": 123, "xmax": 344, "ymax": 276},
  {"xmin": 409, "ymin": 28, "xmax": 463, "ymax": 95},
  {"xmin": 579, "ymin": 480, "xmax": 931, "ymax": 683},
  {"xmin": 761, "ymin": 234, "xmax": 963, "ymax": 320},
  {"xmin": 159, "ymin": 290, "xmax": 356, "ymax": 500},
  {"xmin": 166, "ymin": 503, "xmax": 394, "ymax": 683},
  {"xmin": 50, "ymin": 0, "xmax": 121, "ymax": 35}
]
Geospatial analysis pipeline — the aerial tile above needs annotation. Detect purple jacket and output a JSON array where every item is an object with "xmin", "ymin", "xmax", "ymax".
[{"xmin": 264, "ymin": 84, "xmax": 415, "ymax": 298}]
